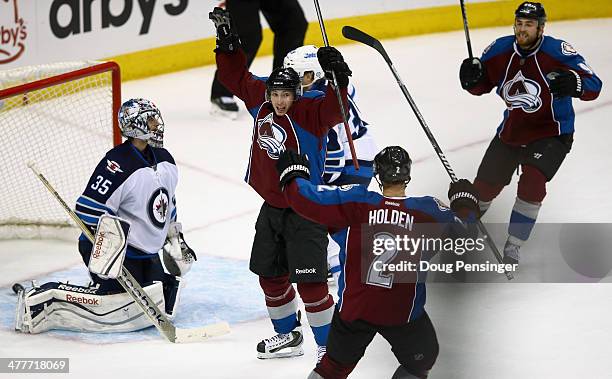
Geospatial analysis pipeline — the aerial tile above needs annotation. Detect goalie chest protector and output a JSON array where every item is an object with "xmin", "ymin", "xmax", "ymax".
[{"xmin": 75, "ymin": 141, "xmax": 178, "ymax": 255}]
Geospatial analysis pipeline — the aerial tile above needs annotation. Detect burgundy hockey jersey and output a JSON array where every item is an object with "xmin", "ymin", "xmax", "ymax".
[
  {"xmin": 284, "ymin": 178, "xmax": 474, "ymax": 326},
  {"xmin": 469, "ymin": 35, "xmax": 602, "ymax": 146},
  {"xmin": 216, "ymin": 50, "xmax": 348, "ymax": 208}
]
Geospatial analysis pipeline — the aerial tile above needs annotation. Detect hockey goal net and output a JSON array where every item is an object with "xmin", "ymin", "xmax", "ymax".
[{"xmin": 0, "ymin": 61, "xmax": 121, "ymax": 239}]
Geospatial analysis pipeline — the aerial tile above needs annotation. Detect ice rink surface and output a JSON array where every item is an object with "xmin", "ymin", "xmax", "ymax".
[{"xmin": 1, "ymin": 19, "xmax": 611, "ymax": 378}]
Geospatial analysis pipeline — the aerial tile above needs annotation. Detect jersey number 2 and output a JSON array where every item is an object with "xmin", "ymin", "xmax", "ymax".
[{"xmin": 366, "ymin": 232, "xmax": 399, "ymax": 289}]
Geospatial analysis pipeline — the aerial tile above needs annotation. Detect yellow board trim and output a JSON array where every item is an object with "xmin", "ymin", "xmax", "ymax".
[{"xmin": 107, "ymin": 0, "xmax": 612, "ymax": 81}]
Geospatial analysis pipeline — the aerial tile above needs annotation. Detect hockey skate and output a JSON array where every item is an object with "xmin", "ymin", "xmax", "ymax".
[
  {"xmin": 210, "ymin": 96, "xmax": 239, "ymax": 120},
  {"xmin": 503, "ymin": 239, "xmax": 520, "ymax": 266},
  {"xmin": 256, "ymin": 325, "xmax": 304, "ymax": 359}
]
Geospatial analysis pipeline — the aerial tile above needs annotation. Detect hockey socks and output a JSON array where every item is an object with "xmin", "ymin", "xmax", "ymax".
[
  {"xmin": 311, "ymin": 354, "xmax": 357, "ymax": 379},
  {"xmin": 297, "ymin": 282, "xmax": 335, "ymax": 346},
  {"xmin": 508, "ymin": 197, "xmax": 542, "ymax": 242},
  {"xmin": 260, "ymin": 276, "xmax": 334, "ymax": 349},
  {"xmin": 259, "ymin": 275, "xmax": 299, "ymax": 334}
]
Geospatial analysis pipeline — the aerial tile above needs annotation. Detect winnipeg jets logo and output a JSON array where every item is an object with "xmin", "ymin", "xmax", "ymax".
[
  {"xmin": 148, "ymin": 187, "xmax": 169, "ymax": 228},
  {"xmin": 257, "ymin": 113, "xmax": 287, "ymax": 159},
  {"xmin": 105, "ymin": 159, "xmax": 123, "ymax": 174},
  {"xmin": 502, "ymin": 71, "xmax": 542, "ymax": 113}
]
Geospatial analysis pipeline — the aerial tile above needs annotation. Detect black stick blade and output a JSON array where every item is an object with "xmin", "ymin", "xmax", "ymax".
[{"xmin": 341, "ymin": 26, "xmax": 391, "ymax": 64}]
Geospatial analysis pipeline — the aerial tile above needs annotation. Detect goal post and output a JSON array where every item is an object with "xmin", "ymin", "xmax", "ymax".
[{"xmin": 0, "ymin": 61, "xmax": 121, "ymax": 239}]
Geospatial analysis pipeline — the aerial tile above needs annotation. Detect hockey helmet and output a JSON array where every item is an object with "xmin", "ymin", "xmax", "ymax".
[
  {"xmin": 515, "ymin": 2, "xmax": 546, "ymax": 24},
  {"xmin": 373, "ymin": 146, "xmax": 412, "ymax": 185},
  {"xmin": 283, "ymin": 45, "xmax": 325, "ymax": 83},
  {"xmin": 118, "ymin": 98, "xmax": 165, "ymax": 148},
  {"xmin": 265, "ymin": 67, "xmax": 302, "ymax": 101}
]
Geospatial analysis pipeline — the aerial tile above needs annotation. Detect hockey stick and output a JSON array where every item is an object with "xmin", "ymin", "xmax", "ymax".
[
  {"xmin": 27, "ymin": 162, "xmax": 231, "ymax": 341},
  {"xmin": 313, "ymin": 0, "xmax": 359, "ymax": 170},
  {"xmin": 341, "ymin": 26, "xmax": 513, "ymax": 281},
  {"xmin": 459, "ymin": 0, "xmax": 474, "ymax": 58}
]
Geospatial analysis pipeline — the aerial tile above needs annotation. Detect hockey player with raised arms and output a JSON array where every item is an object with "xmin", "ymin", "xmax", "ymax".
[
  {"xmin": 14, "ymin": 99, "xmax": 196, "ymax": 334},
  {"xmin": 275, "ymin": 147, "xmax": 480, "ymax": 379},
  {"xmin": 459, "ymin": 1, "xmax": 602, "ymax": 266},
  {"xmin": 284, "ymin": 45, "xmax": 378, "ymax": 287},
  {"xmin": 209, "ymin": 7, "xmax": 350, "ymax": 362}
]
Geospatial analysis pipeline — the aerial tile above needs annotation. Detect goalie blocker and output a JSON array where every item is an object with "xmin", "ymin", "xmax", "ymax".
[{"xmin": 89, "ymin": 214, "xmax": 130, "ymax": 279}]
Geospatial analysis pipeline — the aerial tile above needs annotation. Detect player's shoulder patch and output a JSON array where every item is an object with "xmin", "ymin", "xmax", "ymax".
[
  {"xmin": 431, "ymin": 197, "xmax": 451, "ymax": 212},
  {"xmin": 541, "ymin": 36, "xmax": 578, "ymax": 58},
  {"xmin": 104, "ymin": 143, "xmax": 132, "ymax": 170},
  {"xmin": 560, "ymin": 41, "xmax": 578, "ymax": 56},
  {"xmin": 101, "ymin": 142, "xmax": 146, "ymax": 178},
  {"xmin": 406, "ymin": 196, "xmax": 450, "ymax": 213},
  {"xmin": 105, "ymin": 159, "xmax": 124, "ymax": 175}
]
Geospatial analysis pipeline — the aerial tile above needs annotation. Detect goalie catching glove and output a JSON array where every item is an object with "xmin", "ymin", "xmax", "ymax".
[
  {"xmin": 276, "ymin": 150, "xmax": 310, "ymax": 189},
  {"xmin": 162, "ymin": 222, "xmax": 197, "ymax": 277}
]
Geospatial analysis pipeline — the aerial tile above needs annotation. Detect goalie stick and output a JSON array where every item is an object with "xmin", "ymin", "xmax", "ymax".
[
  {"xmin": 341, "ymin": 26, "xmax": 513, "ymax": 281},
  {"xmin": 27, "ymin": 162, "xmax": 231, "ymax": 342}
]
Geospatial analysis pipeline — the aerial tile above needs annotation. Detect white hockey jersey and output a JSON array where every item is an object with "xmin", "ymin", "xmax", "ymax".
[
  {"xmin": 309, "ymin": 81, "xmax": 377, "ymax": 185},
  {"xmin": 75, "ymin": 141, "xmax": 178, "ymax": 255}
]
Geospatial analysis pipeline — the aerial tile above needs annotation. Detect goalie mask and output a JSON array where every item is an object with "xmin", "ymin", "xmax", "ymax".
[
  {"xmin": 283, "ymin": 45, "xmax": 325, "ymax": 85},
  {"xmin": 118, "ymin": 98, "xmax": 165, "ymax": 147}
]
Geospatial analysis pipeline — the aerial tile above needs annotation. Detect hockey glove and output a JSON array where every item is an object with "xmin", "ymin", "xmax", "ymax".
[
  {"xmin": 209, "ymin": 7, "xmax": 241, "ymax": 53},
  {"xmin": 317, "ymin": 46, "xmax": 352, "ymax": 88},
  {"xmin": 448, "ymin": 179, "xmax": 479, "ymax": 216},
  {"xmin": 459, "ymin": 58, "xmax": 486, "ymax": 90},
  {"xmin": 547, "ymin": 70, "xmax": 583, "ymax": 98},
  {"xmin": 162, "ymin": 222, "xmax": 197, "ymax": 277},
  {"xmin": 276, "ymin": 150, "xmax": 311, "ymax": 189}
]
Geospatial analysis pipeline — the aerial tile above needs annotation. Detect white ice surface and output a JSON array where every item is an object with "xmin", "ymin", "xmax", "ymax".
[{"xmin": 1, "ymin": 19, "xmax": 612, "ymax": 379}]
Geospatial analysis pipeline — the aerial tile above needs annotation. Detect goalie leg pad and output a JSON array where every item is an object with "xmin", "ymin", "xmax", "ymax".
[{"xmin": 16, "ymin": 281, "xmax": 164, "ymax": 334}]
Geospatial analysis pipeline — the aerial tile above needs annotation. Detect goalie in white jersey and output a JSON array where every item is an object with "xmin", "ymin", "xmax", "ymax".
[{"xmin": 15, "ymin": 99, "xmax": 197, "ymax": 334}]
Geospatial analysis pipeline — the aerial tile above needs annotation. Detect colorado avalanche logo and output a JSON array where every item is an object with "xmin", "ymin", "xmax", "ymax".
[
  {"xmin": 257, "ymin": 113, "xmax": 287, "ymax": 159},
  {"xmin": 148, "ymin": 187, "xmax": 169, "ymax": 229},
  {"xmin": 501, "ymin": 71, "xmax": 542, "ymax": 113}
]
